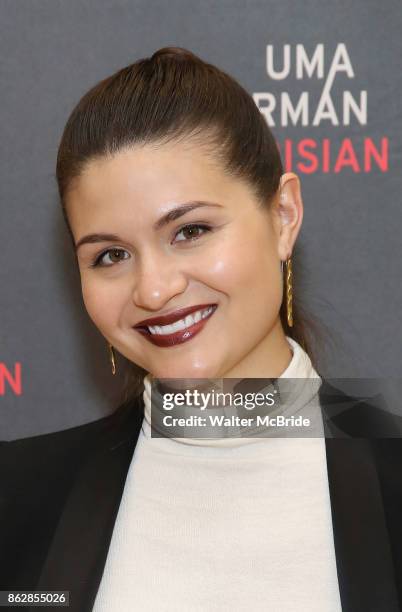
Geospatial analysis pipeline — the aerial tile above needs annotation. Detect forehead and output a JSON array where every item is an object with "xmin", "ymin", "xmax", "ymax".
[
  {"xmin": 65, "ymin": 141, "xmax": 258, "ymax": 236},
  {"xmin": 69, "ymin": 142, "xmax": 227, "ymax": 204}
]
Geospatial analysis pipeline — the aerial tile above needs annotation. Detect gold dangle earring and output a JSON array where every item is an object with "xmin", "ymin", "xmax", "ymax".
[
  {"xmin": 279, "ymin": 177, "xmax": 293, "ymax": 327},
  {"xmin": 284, "ymin": 257, "xmax": 293, "ymax": 327},
  {"xmin": 108, "ymin": 342, "xmax": 116, "ymax": 375}
]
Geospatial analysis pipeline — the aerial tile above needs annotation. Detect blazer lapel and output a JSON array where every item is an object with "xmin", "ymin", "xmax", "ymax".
[
  {"xmin": 34, "ymin": 399, "xmax": 143, "ymax": 612},
  {"xmin": 320, "ymin": 381, "xmax": 400, "ymax": 612}
]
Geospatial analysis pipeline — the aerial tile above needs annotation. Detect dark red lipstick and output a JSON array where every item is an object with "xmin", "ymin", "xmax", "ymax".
[{"xmin": 134, "ymin": 303, "xmax": 218, "ymax": 348}]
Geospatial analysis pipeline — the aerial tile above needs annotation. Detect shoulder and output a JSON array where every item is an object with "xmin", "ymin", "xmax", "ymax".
[
  {"xmin": 0, "ymin": 394, "xmax": 144, "ymax": 479},
  {"xmin": 0, "ymin": 395, "xmax": 144, "ymax": 589},
  {"xmin": 319, "ymin": 378, "xmax": 402, "ymax": 439}
]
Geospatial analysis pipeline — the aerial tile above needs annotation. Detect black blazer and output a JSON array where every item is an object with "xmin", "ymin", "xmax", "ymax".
[{"xmin": 1, "ymin": 380, "xmax": 402, "ymax": 612}]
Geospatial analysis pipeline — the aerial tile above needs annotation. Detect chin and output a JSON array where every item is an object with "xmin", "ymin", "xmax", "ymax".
[{"xmin": 150, "ymin": 359, "xmax": 220, "ymax": 381}]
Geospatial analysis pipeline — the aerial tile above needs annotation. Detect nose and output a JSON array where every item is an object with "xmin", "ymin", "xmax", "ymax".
[{"xmin": 132, "ymin": 251, "xmax": 188, "ymax": 311}]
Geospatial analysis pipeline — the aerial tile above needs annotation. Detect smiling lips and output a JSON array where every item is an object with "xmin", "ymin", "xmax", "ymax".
[{"xmin": 134, "ymin": 303, "xmax": 218, "ymax": 347}]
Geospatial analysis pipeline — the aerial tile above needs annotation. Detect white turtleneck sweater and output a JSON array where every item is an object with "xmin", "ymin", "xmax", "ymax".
[{"xmin": 93, "ymin": 338, "xmax": 342, "ymax": 611}]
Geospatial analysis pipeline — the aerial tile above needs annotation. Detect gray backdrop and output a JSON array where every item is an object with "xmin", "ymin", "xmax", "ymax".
[{"xmin": 1, "ymin": 0, "xmax": 401, "ymax": 439}]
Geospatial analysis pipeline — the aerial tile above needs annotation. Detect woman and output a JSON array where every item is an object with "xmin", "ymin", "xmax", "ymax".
[{"xmin": 1, "ymin": 47, "xmax": 402, "ymax": 612}]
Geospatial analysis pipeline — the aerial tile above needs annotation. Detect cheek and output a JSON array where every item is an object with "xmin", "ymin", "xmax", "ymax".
[
  {"xmin": 195, "ymin": 229, "xmax": 281, "ymax": 301},
  {"xmin": 80, "ymin": 276, "xmax": 123, "ymax": 332},
  {"xmin": 192, "ymin": 229, "xmax": 283, "ymax": 336}
]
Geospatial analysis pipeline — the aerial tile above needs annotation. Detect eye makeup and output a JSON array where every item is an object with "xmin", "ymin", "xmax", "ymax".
[{"xmin": 89, "ymin": 222, "xmax": 213, "ymax": 268}]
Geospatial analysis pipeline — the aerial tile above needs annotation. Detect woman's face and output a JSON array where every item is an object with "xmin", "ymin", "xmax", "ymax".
[{"xmin": 67, "ymin": 141, "xmax": 302, "ymax": 379}]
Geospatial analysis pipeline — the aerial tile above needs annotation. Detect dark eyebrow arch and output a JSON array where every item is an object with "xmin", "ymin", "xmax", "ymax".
[{"xmin": 74, "ymin": 201, "xmax": 223, "ymax": 252}]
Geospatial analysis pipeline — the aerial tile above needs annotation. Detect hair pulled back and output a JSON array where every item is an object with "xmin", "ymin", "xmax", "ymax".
[{"xmin": 56, "ymin": 46, "xmax": 318, "ymax": 402}]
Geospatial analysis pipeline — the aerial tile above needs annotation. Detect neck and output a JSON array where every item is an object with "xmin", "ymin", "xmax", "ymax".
[
  {"xmin": 142, "ymin": 336, "xmax": 322, "ymax": 447},
  {"xmin": 220, "ymin": 319, "xmax": 293, "ymax": 380}
]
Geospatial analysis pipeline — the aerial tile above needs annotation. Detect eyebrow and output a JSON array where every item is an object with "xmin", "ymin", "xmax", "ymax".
[{"xmin": 75, "ymin": 201, "xmax": 223, "ymax": 252}]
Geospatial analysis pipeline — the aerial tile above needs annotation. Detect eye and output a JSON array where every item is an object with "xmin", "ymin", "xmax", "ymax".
[
  {"xmin": 91, "ymin": 248, "xmax": 130, "ymax": 268},
  {"xmin": 173, "ymin": 223, "xmax": 212, "ymax": 243}
]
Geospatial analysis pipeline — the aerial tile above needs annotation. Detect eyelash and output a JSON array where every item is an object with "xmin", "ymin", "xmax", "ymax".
[{"xmin": 89, "ymin": 223, "xmax": 213, "ymax": 268}]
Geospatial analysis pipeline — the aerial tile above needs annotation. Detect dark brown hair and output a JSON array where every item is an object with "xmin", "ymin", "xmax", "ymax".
[{"xmin": 56, "ymin": 46, "xmax": 321, "ymax": 404}]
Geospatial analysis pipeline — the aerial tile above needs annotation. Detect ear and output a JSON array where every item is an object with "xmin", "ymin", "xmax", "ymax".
[{"xmin": 272, "ymin": 172, "xmax": 304, "ymax": 261}]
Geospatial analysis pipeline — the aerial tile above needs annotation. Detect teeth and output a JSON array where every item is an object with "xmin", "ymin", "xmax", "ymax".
[
  {"xmin": 148, "ymin": 306, "xmax": 214, "ymax": 335},
  {"xmin": 194, "ymin": 310, "xmax": 202, "ymax": 323},
  {"xmin": 184, "ymin": 314, "xmax": 193, "ymax": 326}
]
